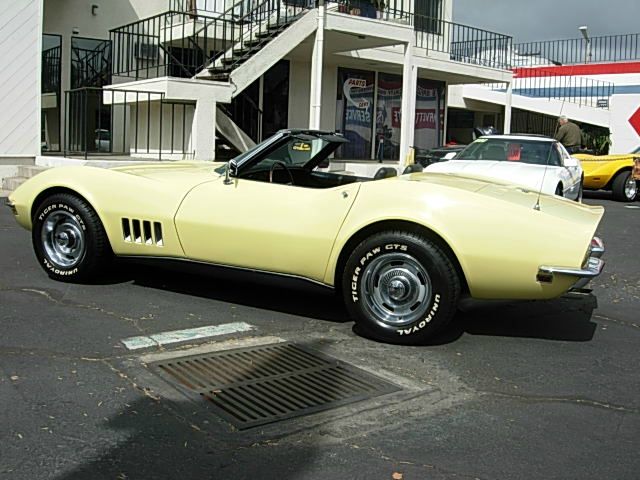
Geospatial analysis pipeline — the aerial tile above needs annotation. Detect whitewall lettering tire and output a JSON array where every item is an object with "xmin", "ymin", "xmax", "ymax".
[
  {"xmin": 342, "ymin": 231, "xmax": 460, "ymax": 344},
  {"xmin": 32, "ymin": 193, "xmax": 111, "ymax": 282}
]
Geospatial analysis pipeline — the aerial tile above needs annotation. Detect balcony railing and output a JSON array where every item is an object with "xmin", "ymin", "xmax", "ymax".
[
  {"xmin": 64, "ymin": 87, "xmax": 195, "ymax": 159},
  {"xmin": 327, "ymin": 2, "xmax": 513, "ymax": 70},
  {"xmin": 514, "ymin": 33, "xmax": 640, "ymax": 67},
  {"xmin": 111, "ymin": 0, "xmax": 314, "ymax": 81},
  {"xmin": 485, "ymin": 68, "xmax": 615, "ymax": 109}
]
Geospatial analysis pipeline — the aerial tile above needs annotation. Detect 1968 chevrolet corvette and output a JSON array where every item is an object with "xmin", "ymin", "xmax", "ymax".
[{"xmin": 7, "ymin": 130, "xmax": 605, "ymax": 344}]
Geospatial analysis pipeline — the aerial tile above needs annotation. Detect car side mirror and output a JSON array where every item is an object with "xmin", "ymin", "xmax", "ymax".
[
  {"xmin": 443, "ymin": 152, "xmax": 457, "ymax": 160},
  {"xmin": 564, "ymin": 156, "xmax": 579, "ymax": 167},
  {"xmin": 224, "ymin": 160, "xmax": 237, "ymax": 185}
]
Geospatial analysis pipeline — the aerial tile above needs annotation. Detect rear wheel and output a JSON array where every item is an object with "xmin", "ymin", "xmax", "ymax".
[
  {"xmin": 611, "ymin": 171, "xmax": 638, "ymax": 202},
  {"xmin": 32, "ymin": 193, "xmax": 111, "ymax": 282},
  {"xmin": 342, "ymin": 231, "xmax": 460, "ymax": 344}
]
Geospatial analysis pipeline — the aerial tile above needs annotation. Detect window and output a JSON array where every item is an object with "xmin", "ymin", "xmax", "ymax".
[{"xmin": 457, "ymin": 138, "xmax": 560, "ymax": 166}]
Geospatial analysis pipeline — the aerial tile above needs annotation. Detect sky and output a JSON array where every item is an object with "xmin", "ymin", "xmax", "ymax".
[{"xmin": 453, "ymin": 0, "xmax": 640, "ymax": 43}]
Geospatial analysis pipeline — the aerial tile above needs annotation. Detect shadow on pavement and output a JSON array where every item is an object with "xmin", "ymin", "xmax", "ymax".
[
  {"xmin": 100, "ymin": 260, "xmax": 599, "ymax": 345},
  {"xmin": 446, "ymin": 294, "xmax": 598, "ymax": 343},
  {"xmin": 53, "ymin": 339, "xmax": 380, "ymax": 480},
  {"xmin": 119, "ymin": 261, "xmax": 350, "ymax": 324}
]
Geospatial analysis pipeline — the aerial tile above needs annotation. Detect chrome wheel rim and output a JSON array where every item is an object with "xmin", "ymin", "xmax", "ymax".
[
  {"xmin": 41, "ymin": 211, "xmax": 85, "ymax": 268},
  {"xmin": 625, "ymin": 177, "xmax": 638, "ymax": 200},
  {"xmin": 361, "ymin": 253, "xmax": 432, "ymax": 327}
]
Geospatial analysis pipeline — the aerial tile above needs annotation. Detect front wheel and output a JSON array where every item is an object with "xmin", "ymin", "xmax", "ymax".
[
  {"xmin": 611, "ymin": 171, "xmax": 638, "ymax": 202},
  {"xmin": 342, "ymin": 231, "xmax": 461, "ymax": 344},
  {"xmin": 32, "ymin": 193, "xmax": 111, "ymax": 282}
]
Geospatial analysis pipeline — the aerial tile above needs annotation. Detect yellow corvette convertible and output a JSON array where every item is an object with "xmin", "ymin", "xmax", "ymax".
[
  {"xmin": 6, "ymin": 130, "xmax": 605, "ymax": 344},
  {"xmin": 575, "ymin": 147, "xmax": 640, "ymax": 202}
]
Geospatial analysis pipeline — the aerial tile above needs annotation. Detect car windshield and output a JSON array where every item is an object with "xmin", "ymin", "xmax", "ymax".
[
  {"xmin": 456, "ymin": 138, "xmax": 558, "ymax": 165},
  {"xmin": 244, "ymin": 135, "xmax": 332, "ymax": 174},
  {"xmin": 633, "ymin": 146, "xmax": 640, "ymax": 154}
]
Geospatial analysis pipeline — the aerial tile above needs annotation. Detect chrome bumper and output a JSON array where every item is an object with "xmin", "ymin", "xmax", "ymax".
[{"xmin": 537, "ymin": 237, "xmax": 605, "ymax": 289}]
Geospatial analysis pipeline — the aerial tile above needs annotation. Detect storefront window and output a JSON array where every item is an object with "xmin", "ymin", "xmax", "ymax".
[
  {"xmin": 375, "ymin": 74, "xmax": 445, "ymax": 159},
  {"xmin": 336, "ymin": 69, "xmax": 445, "ymax": 160},
  {"xmin": 414, "ymin": 78, "xmax": 445, "ymax": 153},
  {"xmin": 335, "ymin": 68, "xmax": 375, "ymax": 159}
]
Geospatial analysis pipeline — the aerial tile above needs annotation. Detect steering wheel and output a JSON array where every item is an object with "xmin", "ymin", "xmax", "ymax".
[{"xmin": 269, "ymin": 160, "xmax": 294, "ymax": 185}]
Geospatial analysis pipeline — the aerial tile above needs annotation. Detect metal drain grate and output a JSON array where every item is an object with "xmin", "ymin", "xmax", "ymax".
[{"xmin": 150, "ymin": 342, "xmax": 400, "ymax": 429}]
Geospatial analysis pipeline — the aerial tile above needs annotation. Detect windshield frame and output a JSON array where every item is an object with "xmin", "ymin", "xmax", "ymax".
[
  {"xmin": 230, "ymin": 130, "xmax": 347, "ymax": 177},
  {"xmin": 454, "ymin": 137, "xmax": 560, "ymax": 166}
]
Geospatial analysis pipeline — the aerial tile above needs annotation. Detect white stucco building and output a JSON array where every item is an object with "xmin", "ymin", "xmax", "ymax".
[
  {"xmin": 1, "ymin": 0, "xmax": 516, "ymax": 184},
  {"xmin": 2, "ymin": 1, "xmax": 640, "ymax": 193}
]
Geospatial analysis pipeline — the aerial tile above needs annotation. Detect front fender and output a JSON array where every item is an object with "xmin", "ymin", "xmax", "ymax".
[{"xmin": 8, "ymin": 166, "xmax": 193, "ymax": 258}]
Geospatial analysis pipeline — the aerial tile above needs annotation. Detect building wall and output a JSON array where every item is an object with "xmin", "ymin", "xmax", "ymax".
[
  {"xmin": 0, "ymin": 1, "xmax": 43, "ymax": 159},
  {"xmin": 288, "ymin": 61, "xmax": 338, "ymax": 131}
]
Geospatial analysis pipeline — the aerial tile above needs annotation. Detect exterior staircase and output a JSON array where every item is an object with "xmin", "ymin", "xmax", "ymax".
[
  {"xmin": 1, "ymin": 165, "xmax": 50, "ymax": 195},
  {"xmin": 108, "ymin": 2, "xmax": 316, "ymax": 156},
  {"xmin": 205, "ymin": 15, "xmax": 308, "ymax": 82}
]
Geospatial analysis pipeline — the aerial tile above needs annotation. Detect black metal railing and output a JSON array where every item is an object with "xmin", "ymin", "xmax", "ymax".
[
  {"xmin": 324, "ymin": 2, "xmax": 512, "ymax": 70},
  {"xmin": 327, "ymin": 0, "xmax": 411, "ymax": 22},
  {"xmin": 42, "ymin": 44, "xmax": 61, "ymax": 93},
  {"xmin": 64, "ymin": 87, "xmax": 195, "ymax": 160},
  {"xmin": 514, "ymin": 33, "xmax": 640, "ymax": 67},
  {"xmin": 485, "ymin": 68, "xmax": 615, "ymax": 109},
  {"xmin": 111, "ymin": 0, "xmax": 313, "ymax": 81},
  {"xmin": 416, "ymin": 16, "xmax": 513, "ymax": 70},
  {"xmin": 71, "ymin": 40, "xmax": 112, "ymax": 88}
]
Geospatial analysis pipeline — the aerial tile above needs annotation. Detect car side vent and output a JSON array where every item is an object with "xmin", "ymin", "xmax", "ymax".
[{"xmin": 122, "ymin": 218, "xmax": 163, "ymax": 246}]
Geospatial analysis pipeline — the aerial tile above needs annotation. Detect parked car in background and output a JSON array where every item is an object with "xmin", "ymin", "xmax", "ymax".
[
  {"xmin": 416, "ymin": 145, "xmax": 466, "ymax": 167},
  {"xmin": 7, "ymin": 130, "xmax": 604, "ymax": 345},
  {"xmin": 574, "ymin": 147, "xmax": 640, "ymax": 202},
  {"xmin": 425, "ymin": 135, "xmax": 583, "ymax": 201}
]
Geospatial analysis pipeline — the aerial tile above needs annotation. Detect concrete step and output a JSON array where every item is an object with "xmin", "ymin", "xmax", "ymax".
[
  {"xmin": 2, "ymin": 176, "xmax": 29, "ymax": 192},
  {"xmin": 17, "ymin": 165, "xmax": 49, "ymax": 178}
]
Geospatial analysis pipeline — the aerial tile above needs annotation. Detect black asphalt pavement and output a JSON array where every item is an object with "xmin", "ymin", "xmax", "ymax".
[{"xmin": 1, "ymin": 193, "xmax": 639, "ymax": 480}]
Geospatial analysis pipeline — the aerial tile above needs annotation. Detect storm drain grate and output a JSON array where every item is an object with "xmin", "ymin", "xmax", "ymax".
[{"xmin": 149, "ymin": 342, "xmax": 400, "ymax": 429}]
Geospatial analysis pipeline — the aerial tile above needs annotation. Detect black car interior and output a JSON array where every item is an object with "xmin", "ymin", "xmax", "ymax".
[{"xmin": 235, "ymin": 132, "xmax": 406, "ymax": 188}]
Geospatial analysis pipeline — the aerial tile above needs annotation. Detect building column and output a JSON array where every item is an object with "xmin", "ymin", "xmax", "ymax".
[
  {"xmin": 503, "ymin": 80, "xmax": 513, "ymax": 134},
  {"xmin": 193, "ymin": 98, "xmax": 216, "ymax": 161},
  {"xmin": 399, "ymin": 41, "xmax": 417, "ymax": 168},
  {"xmin": 308, "ymin": 7, "xmax": 324, "ymax": 129}
]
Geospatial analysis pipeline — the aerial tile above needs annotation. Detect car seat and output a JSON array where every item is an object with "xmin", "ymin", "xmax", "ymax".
[
  {"xmin": 373, "ymin": 167, "xmax": 398, "ymax": 179},
  {"xmin": 402, "ymin": 164, "xmax": 424, "ymax": 174},
  {"xmin": 481, "ymin": 145, "xmax": 506, "ymax": 160}
]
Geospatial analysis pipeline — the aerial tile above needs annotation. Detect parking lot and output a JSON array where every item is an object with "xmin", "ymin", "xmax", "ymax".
[{"xmin": 1, "ymin": 194, "xmax": 639, "ymax": 480}]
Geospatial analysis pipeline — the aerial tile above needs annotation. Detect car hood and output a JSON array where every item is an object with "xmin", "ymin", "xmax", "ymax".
[
  {"xmin": 425, "ymin": 160, "xmax": 554, "ymax": 191},
  {"xmin": 110, "ymin": 161, "xmax": 225, "ymax": 189}
]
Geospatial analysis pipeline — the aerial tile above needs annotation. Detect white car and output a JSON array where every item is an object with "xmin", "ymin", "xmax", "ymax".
[{"xmin": 424, "ymin": 135, "xmax": 583, "ymax": 201}]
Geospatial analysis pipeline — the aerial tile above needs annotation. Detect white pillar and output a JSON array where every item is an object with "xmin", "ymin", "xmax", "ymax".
[
  {"xmin": 193, "ymin": 98, "xmax": 216, "ymax": 161},
  {"xmin": 503, "ymin": 81, "xmax": 513, "ymax": 134},
  {"xmin": 399, "ymin": 41, "xmax": 417, "ymax": 168},
  {"xmin": 308, "ymin": 7, "xmax": 324, "ymax": 129}
]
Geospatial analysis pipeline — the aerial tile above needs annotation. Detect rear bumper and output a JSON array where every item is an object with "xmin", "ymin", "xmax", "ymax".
[{"xmin": 537, "ymin": 237, "xmax": 605, "ymax": 289}]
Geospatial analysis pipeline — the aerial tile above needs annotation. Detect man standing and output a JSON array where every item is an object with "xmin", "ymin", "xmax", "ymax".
[{"xmin": 554, "ymin": 116, "xmax": 583, "ymax": 153}]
